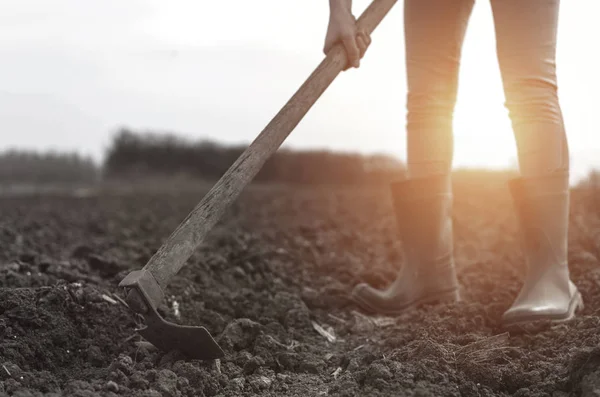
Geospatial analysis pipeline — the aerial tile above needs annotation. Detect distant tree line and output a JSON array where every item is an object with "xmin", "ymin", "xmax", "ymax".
[
  {"xmin": 102, "ymin": 128, "xmax": 406, "ymax": 184},
  {"xmin": 8, "ymin": 128, "xmax": 600, "ymax": 188},
  {"xmin": 0, "ymin": 150, "xmax": 98, "ymax": 185},
  {"xmin": 0, "ymin": 128, "xmax": 406, "ymax": 186}
]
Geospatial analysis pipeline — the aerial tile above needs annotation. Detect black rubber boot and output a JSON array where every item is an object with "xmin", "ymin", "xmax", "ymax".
[
  {"xmin": 503, "ymin": 172, "xmax": 584, "ymax": 326},
  {"xmin": 351, "ymin": 174, "xmax": 460, "ymax": 315}
]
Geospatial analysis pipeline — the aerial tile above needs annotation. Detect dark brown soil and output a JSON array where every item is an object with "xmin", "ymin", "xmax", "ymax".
[{"xmin": 2, "ymin": 175, "xmax": 600, "ymax": 396}]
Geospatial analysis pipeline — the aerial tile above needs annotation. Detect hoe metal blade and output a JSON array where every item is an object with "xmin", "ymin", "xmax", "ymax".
[
  {"xmin": 120, "ymin": 269, "xmax": 224, "ymax": 360},
  {"xmin": 138, "ymin": 306, "xmax": 224, "ymax": 360}
]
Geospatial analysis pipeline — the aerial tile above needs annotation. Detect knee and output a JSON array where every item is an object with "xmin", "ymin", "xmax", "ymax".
[
  {"xmin": 502, "ymin": 74, "xmax": 563, "ymax": 126},
  {"xmin": 504, "ymin": 74, "xmax": 569, "ymax": 175},
  {"xmin": 406, "ymin": 89, "xmax": 457, "ymax": 130},
  {"xmin": 406, "ymin": 56, "xmax": 461, "ymax": 130}
]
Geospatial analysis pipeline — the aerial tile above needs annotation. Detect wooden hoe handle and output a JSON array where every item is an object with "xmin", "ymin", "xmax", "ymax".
[{"xmin": 140, "ymin": 0, "xmax": 398, "ymax": 291}]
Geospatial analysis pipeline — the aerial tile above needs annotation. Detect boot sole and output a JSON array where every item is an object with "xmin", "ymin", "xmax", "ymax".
[
  {"xmin": 502, "ymin": 290, "xmax": 584, "ymax": 333},
  {"xmin": 351, "ymin": 288, "xmax": 460, "ymax": 316}
]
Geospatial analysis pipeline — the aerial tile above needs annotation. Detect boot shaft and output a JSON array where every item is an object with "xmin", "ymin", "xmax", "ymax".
[
  {"xmin": 390, "ymin": 174, "xmax": 454, "ymax": 273},
  {"xmin": 509, "ymin": 172, "xmax": 570, "ymax": 269}
]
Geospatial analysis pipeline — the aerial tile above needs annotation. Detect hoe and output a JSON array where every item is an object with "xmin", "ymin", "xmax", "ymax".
[{"xmin": 119, "ymin": 0, "xmax": 398, "ymax": 360}]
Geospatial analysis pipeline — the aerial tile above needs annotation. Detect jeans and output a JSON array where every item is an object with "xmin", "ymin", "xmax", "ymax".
[{"xmin": 404, "ymin": 0, "xmax": 568, "ymax": 178}]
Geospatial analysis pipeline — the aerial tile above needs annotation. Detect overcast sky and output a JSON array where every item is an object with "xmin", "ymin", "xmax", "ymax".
[{"xmin": 1, "ymin": 1, "xmax": 599, "ymax": 182}]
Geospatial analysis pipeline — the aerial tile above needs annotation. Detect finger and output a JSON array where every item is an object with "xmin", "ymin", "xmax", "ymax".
[
  {"xmin": 342, "ymin": 36, "xmax": 360, "ymax": 68},
  {"xmin": 356, "ymin": 35, "xmax": 367, "ymax": 58},
  {"xmin": 357, "ymin": 31, "xmax": 371, "ymax": 49}
]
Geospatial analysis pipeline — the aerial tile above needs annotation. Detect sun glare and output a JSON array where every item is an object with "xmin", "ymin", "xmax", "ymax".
[{"xmin": 451, "ymin": 1, "xmax": 518, "ymax": 172}]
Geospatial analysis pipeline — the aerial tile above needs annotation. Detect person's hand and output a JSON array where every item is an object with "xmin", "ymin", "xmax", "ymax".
[{"xmin": 323, "ymin": 2, "xmax": 371, "ymax": 70}]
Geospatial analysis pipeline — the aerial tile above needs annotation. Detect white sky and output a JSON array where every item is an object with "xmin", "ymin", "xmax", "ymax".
[{"xmin": 1, "ymin": 0, "xmax": 599, "ymax": 183}]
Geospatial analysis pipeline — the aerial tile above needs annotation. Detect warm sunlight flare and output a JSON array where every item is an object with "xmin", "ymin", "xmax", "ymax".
[{"xmin": 0, "ymin": 0, "xmax": 598, "ymax": 183}]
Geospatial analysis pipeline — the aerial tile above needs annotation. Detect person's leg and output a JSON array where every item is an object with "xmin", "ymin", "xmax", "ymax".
[
  {"xmin": 491, "ymin": 0, "xmax": 583, "ymax": 326},
  {"xmin": 405, "ymin": 0, "xmax": 474, "ymax": 178},
  {"xmin": 351, "ymin": 0, "xmax": 474, "ymax": 314},
  {"xmin": 492, "ymin": 0, "xmax": 568, "ymax": 177}
]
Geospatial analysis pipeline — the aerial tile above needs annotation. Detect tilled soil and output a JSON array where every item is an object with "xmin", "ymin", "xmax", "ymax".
[{"xmin": 2, "ymin": 175, "xmax": 600, "ymax": 396}]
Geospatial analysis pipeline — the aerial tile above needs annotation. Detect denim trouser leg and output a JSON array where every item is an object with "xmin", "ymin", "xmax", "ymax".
[{"xmin": 404, "ymin": 0, "xmax": 568, "ymax": 178}]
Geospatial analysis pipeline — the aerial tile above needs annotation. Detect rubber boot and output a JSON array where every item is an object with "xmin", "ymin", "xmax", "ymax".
[
  {"xmin": 503, "ymin": 172, "xmax": 584, "ymax": 326},
  {"xmin": 351, "ymin": 174, "xmax": 460, "ymax": 315}
]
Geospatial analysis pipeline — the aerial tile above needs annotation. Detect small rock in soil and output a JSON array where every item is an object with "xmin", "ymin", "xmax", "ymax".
[
  {"xmin": 243, "ymin": 355, "xmax": 265, "ymax": 374},
  {"xmin": 366, "ymin": 362, "xmax": 393, "ymax": 382},
  {"xmin": 298, "ymin": 353, "xmax": 326, "ymax": 374},
  {"xmin": 105, "ymin": 380, "xmax": 119, "ymax": 393},
  {"xmin": 217, "ymin": 318, "xmax": 263, "ymax": 351},
  {"xmin": 581, "ymin": 369, "xmax": 600, "ymax": 397},
  {"xmin": 154, "ymin": 369, "xmax": 178, "ymax": 397},
  {"xmin": 249, "ymin": 375, "xmax": 273, "ymax": 392},
  {"xmin": 228, "ymin": 377, "xmax": 245, "ymax": 392},
  {"xmin": 86, "ymin": 345, "xmax": 104, "ymax": 367},
  {"xmin": 129, "ymin": 372, "xmax": 149, "ymax": 390},
  {"xmin": 108, "ymin": 354, "xmax": 134, "ymax": 375}
]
